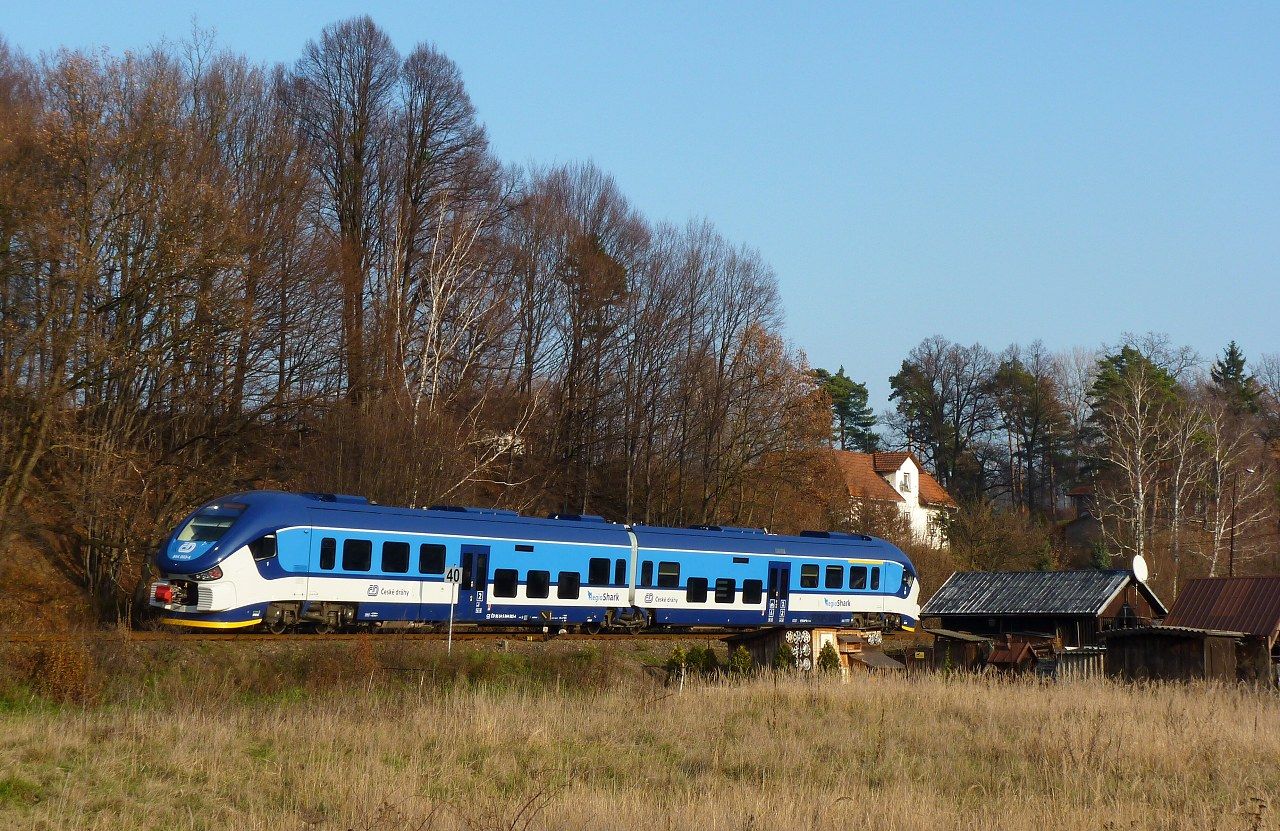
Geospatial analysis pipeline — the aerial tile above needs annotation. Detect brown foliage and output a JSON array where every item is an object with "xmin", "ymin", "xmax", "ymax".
[{"xmin": 0, "ymin": 24, "xmax": 833, "ymax": 620}]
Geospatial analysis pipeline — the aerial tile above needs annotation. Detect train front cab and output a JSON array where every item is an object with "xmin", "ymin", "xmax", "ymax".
[{"xmin": 150, "ymin": 499, "xmax": 278, "ymax": 629}]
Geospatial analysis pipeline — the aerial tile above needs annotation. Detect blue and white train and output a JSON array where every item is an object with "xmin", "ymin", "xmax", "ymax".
[{"xmin": 149, "ymin": 491, "xmax": 921, "ymax": 633}]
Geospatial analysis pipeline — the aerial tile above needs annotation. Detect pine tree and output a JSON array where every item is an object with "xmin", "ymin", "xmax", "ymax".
[
  {"xmin": 1210, "ymin": 341, "xmax": 1260, "ymax": 414},
  {"xmin": 812, "ymin": 366, "xmax": 879, "ymax": 451}
]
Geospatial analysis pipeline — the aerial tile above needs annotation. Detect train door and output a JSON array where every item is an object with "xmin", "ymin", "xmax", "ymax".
[
  {"xmin": 766, "ymin": 561, "xmax": 790, "ymax": 624},
  {"xmin": 459, "ymin": 543, "xmax": 490, "ymax": 620}
]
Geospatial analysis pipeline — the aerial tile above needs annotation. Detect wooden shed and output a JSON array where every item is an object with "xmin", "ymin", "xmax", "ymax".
[
  {"xmin": 921, "ymin": 569, "xmax": 1166, "ymax": 647},
  {"xmin": 925, "ymin": 628, "xmax": 991, "ymax": 671},
  {"xmin": 1101, "ymin": 626, "xmax": 1245, "ymax": 682},
  {"xmin": 986, "ymin": 635, "xmax": 1040, "ymax": 674},
  {"xmin": 1125, "ymin": 577, "xmax": 1280, "ymax": 685}
]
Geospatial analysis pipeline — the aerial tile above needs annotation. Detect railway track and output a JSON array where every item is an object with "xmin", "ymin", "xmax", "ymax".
[{"xmin": 0, "ymin": 629, "xmax": 729, "ymax": 645}]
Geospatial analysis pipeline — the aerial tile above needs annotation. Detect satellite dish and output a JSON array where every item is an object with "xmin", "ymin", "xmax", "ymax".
[{"xmin": 1131, "ymin": 554, "xmax": 1149, "ymax": 582}]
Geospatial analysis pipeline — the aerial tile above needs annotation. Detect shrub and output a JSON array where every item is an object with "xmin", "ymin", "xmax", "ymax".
[
  {"xmin": 772, "ymin": 641, "xmax": 796, "ymax": 671},
  {"xmin": 728, "ymin": 645, "xmax": 753, "ymax": 675},
  {"xmin": 817, "ymin": 642, "xmax": 841, "ymax": 673}
]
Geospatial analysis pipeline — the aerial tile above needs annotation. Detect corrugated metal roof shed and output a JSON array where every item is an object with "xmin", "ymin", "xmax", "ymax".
[
  {"xmin": 924, "ymin": 628, "xmax": 992, "ymax": 643},
  {"xmin": 851, "ymin": 650, "xmax": 905, "ymax": 671},
  {"xmin": 921, "ymin": 570, "xmax": 1166, "ymax": 617},
  {"xmin": 1162, "ymin": 577, "xmax": 1280, "ymax": 644},
  {"xmin": 1099, "ymin": 625, "xmax": 1249, "ymax": 640}
]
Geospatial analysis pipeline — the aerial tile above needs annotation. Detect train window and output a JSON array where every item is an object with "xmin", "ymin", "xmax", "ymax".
[
  {"xmin": 493, "ymin": 568, "xmax": 518, "ymax": 598},
  {"xmin": 657, "ymin": 562, "xmax": 680, "ymax": 588},
  {"xmin": 640, "ymin": 561, "xmax": 653, "ymax": 587},
  {"xmin": 319, "ymin": 537, "xmax": 336, "ymax": 570},
  {"xmin": 515, "ymin": 544, "xmax": 534, "ymax": 552},
  {"xmin": 870, "ymin": 567, "xmax": 881, "ymax": 591},
  {"xmin": 249, "ymin": 534, "xmax": 277, "ymax": 561},
  {"xmin": 742, "ymin": 579, "xmax": 763, "ymax": 604},
  {"xmin": 382, "ymin": 541, "xmax": 410, "ymax": 573},
  {"xmin": 825, "ymin": 565, "xmax": 844, "ymax": 589},
  {"xmin": 614, "ymin": 559, "xmax": 626, "ymax": 586},
  {"xmin": 799, "ymin": 564, "xmax": 820, "ymax": 588},
  {"xmin": 527, "ymin": 570, "xmax": 550, "ymax": 599},
  {"xmin": 732, "ymin": 556, "xmax": 749, "ymax": 564},
  {"xmin": 588, "ymin": 558, "xmax": 610, "ymax": 586},
  {"xmin": 419, "ymin": 544, "xmax": 446, "ymax": 574},
  {"xmin": 714, "ymin": 578, "xmax": 735, "ymax": 603},
  {"xmin": 850, "ymin": 567, "xmax": 867, "ymax": 590},
  {"xmin": 342, "ymin": 539, "xmax": 372, "ymax": 571},
  {"xmin": 686, "ymin": 577, "xmax": 709, "ymax": 603},
  {"xmin": 557, "ymin": 571, "xmax": 581, "ymax": 599}
]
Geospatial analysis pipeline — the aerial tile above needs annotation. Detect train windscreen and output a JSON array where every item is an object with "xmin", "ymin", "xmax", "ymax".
[{"xmin": 176, "ymin": 503, "xmax": 246, "ymax": 543}]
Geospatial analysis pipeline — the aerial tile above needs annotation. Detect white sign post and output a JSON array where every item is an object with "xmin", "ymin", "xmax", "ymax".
[{"xmin": 445, "ymin": 566, "xmax": 463, "ymax": 654}]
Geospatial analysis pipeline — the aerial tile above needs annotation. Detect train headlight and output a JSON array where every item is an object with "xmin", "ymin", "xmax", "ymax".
[
  {"xmin": 191, "ymin": 565, "xmax": 223, "ymax": 581},
  {"xmin": 154, "ymin": 584, "xmax": 174, "ymax": 604}
]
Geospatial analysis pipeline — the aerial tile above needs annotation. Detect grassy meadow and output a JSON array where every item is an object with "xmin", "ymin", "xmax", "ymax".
[{"xmin": 1, "ymin": 638, "xmax": 1279, "ymax": 831}]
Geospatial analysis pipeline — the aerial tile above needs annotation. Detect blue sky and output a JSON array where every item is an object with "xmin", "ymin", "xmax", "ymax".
[{"xmin": 5, "ymin": 2, "xmax": 1278, "ymax": 410}]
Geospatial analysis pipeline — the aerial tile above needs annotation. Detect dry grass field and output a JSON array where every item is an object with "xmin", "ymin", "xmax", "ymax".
[{"xmin": 2, "ymin": 639, "xmax": 1279, "ymax": 831}]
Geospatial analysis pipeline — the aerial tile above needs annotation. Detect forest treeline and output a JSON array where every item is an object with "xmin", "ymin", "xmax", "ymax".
[
  {"xmin": 868, "ymin": 335, "xmax": 1280, "ymax": 596},
  {"xmin": 0, "ymin": 19, "xmax": 830, "ymax": 617},
  {"xmin": 0, "ymin": 18, "xmax": 1276, "ymax": 620}
]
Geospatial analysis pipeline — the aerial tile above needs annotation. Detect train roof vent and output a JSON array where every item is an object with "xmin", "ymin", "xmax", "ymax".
[
  {"xmin": 800, "ymin": 530, "xmax": 874, "ymax": 541},
  {"xmin": 429, "ymin": 505, "xmax": 520, "ymax": 517},
  {"xmin": 689, "ymin": 524, "xmax": 766, "ymax": 535},
  {"xmin": 305, "ymin": 492, "xmax": 370, "ymax": 505},
  {"xmin": 546, "ymin": 513, "xmax": 607, "ymax": 523}
]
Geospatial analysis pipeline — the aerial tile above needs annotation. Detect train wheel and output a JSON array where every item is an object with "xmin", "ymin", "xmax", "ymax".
[
  {"xmin": 582, "ymin": 621, "xmax": 603, "ymax": 636},
  {"xmin": 265, "ymin": 618, "xmax": 289, "ymax": 635}
]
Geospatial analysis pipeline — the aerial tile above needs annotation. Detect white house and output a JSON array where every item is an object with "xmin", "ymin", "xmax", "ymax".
[{"xmin": 831, "ymin": 451, "xmax": 957, "ymax": 547}]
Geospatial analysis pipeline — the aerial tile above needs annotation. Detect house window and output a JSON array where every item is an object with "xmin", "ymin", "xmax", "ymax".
[{"xmin": 901, "ymin": 472, "xmax": 912, "ymax": 492}]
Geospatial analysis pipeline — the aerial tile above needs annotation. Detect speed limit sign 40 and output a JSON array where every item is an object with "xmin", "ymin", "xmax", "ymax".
[{"xmin": 445, "ymin": 567, "xmax": 462, "ymax": 584}]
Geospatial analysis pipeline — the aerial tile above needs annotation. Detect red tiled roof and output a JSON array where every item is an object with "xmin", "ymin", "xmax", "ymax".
[
  {"xmin": 830, "ymin": 450, "xmax": 958, "ymax": 509},
  {"xmin": 830, "ymin": 451, "xmax": 903, "ymax": 503},
  {"xmin": 917, "ymin": 470, "xmax": 958, "ymax": 509},
  {"xmin": 1163, "ymin": 577, "xmax": 1280, "ymax": 645},
  {"xmin": 868, "ymin": 451, "xmax": 958, "ymax": 509},
  {"xmin": 870, "ymin": 452, "xmax": 911, "ymax": 473}
]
